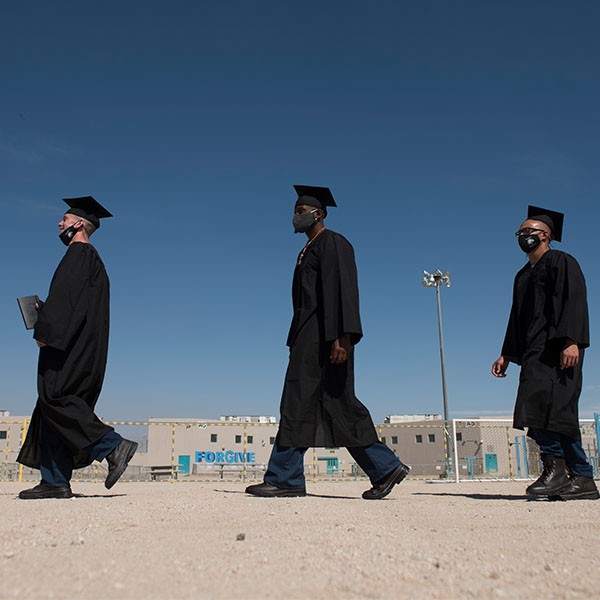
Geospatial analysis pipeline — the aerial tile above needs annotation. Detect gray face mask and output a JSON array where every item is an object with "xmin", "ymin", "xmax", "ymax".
[{"xmin": 292, "ymin": 209, "xmax": 318, "ymax": 233}]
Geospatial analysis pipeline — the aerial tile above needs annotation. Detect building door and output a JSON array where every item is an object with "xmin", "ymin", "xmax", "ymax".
[
  {"xmin": 178, "ymin": 455, "xmax": 191, "ymax": 475},
  {"xmin": 466, "ymin": 456, "xmax": 476, "ymax": 479},
  {"xmin": 485, "ymin": 453, "xmax": 498, "ymax": 473},
  {"xmin": 318, "ymin": 456, "xmax": 339, "ymax": 475}
]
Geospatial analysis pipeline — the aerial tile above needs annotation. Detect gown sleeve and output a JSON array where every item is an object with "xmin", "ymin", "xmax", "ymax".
[
  {"xmin": 548, "ymin": 253, "xmax": 590, "ymax": 348},
  {"xmin": 319, "ymin": 233, "xmax": 363, "ymax": 345},
  {"xmin": 501, "ymin": 297, "xmax": 521, "ymax": 364},
  {"xmin": 500, "ymin": 265, "xmax": 527, "ymax": 364},
  {"xmin": 34, "ymin": 245, "xmax": 91, "ymax": 351}
]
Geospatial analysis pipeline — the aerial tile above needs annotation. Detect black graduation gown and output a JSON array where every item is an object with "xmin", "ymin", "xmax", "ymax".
[
  {"xmin": 277, "ymin": 229, "xmax": 379, "ymax": 448},
  {"xmin": 501, "ymin": 250, "xmax": 590, "ymax": 441},
  {"xmin": 17, "ymin": 243, "xmax": 113, "ymax": 469}
]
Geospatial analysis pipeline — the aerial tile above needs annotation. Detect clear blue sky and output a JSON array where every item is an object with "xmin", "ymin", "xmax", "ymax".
[{"xmin": 1, "ymin": 1, "xmax": 599, "ymax": 422}]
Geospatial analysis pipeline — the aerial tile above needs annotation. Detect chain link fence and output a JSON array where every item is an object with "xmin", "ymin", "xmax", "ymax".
[
  {"xmin": 451, "ymin": 418, "xmax": 600, "ymax": 482},
  {"xmin": 1, "ymin": 416, "xmax": 599, "ymax": 483}
]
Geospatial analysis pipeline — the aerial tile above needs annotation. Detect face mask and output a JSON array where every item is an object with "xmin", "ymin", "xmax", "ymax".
[
  {"xmin": 59, "ymin": 224, "xmax": 78, "ymax": 246},
  {"xmin": 518, "ymin": 234, "xmax": 541, "ymax": 254},
  {"xmin": 292, "ymin": 209, "xmax": 318, "ymax": 233}
]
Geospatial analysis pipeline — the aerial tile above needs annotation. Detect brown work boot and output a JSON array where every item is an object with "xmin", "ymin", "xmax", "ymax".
[
  {"xmin": 551, "ymin": 476, "xmax": 600, "ymax": 501},
  {"xmin": 526, "ymin": 455, "xmax": 570, "ymax": 497}
]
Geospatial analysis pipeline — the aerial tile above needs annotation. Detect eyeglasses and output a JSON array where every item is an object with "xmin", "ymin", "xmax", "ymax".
[{"xmin": 515, "ymin": 228, "xmax": 546, "ymax": 237}]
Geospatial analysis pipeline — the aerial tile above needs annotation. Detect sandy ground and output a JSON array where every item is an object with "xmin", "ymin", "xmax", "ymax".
[{"xmin": 0, "ymin": 479, "xmax": 598, "ymax": 599}]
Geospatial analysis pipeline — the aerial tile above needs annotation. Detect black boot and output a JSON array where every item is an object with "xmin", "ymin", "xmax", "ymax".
[
  {"xmin": 19, "ymin": 483, "xmax": 73, "ymax": 500},
  {"xmin": 362, "ymin": 462, "xmax": 411, "ymax": 500},
  {"xmin": 551, "ymin": 476, "xmax": 600, "ymax": 501},
  {"xmin": 526, "ymin": 455, "xmax": 570, "ymax": 497},
  {"xmin": 105, "ymin": 439, "xmax": 138, "ymax": 490},
  {"xmin": 245, "ymin": 482, "xmax": 306, "ymax": 497}
]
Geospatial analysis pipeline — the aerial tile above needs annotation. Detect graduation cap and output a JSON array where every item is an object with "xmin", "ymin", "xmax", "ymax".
[
  {"xmin": 527, "ymin": 205, "xmax": 564, "ymax": 242},
  {"xmin": 63, "ymin": 196, "xmax": 113, "ymax": 229},
  {"xmin": 293, "ymin": 185, "xmax": 337, "ymax": 215}
]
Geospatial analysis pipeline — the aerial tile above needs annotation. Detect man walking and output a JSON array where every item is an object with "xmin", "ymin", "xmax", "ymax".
[
  {"xmin": 492, "ymin": 205, "xmax": 598, "ymax": 500},
  {"xmin": 17, "ymin": 196, "xmax": 138, "ymax": 499},
  {"xmin": 246, "ymin": 185, "xmax": 409, "ymax": 500}
]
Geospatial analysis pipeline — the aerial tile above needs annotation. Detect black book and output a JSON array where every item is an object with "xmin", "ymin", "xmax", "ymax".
[{"xmin": 17, "ymin": 295, "xmax": 40, "ymax": 330}]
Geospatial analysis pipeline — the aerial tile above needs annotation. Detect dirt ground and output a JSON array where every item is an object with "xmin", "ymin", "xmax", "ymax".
[{"xmin": 0, "ymin": 479, "xmax": 598, "ymax": 599}]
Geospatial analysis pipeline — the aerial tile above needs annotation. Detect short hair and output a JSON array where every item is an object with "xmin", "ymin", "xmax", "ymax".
[
  {"xmin": 536, "ymin": 221, "xmax": 553, "ymax": 241},
  {"xmin": 525, "ymin": 218, "xmax": 552, "ymax": 240},
  {"xmin": 80, "ymin": 218, "xmax": 97, "ymax": 237}
]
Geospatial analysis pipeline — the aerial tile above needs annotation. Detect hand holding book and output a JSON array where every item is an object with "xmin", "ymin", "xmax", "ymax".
[{"xmin": 17, "ymin": 295, "xmax": 40, "ymax": 330}]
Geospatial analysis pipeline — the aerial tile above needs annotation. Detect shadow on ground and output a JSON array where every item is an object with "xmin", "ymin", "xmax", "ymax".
[
  {"xmin": 217, "ymin": 488, "xmax": 361, "ymax": 500},
  {"xmin": 72, "ymin": 493, "xmax": 127, "ymax": 499},
  {"xmin": 413, "ymin": 492, "xmax": 536, "ymax": 501}
]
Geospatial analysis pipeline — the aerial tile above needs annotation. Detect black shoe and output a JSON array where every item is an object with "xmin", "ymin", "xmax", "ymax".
[
  {"xmin": 526, "ymin": 455, "xmax": 570, "ymax": 497},
  {"xmin": 19, "ymin": 483, "xmax": 73, "ymax": 500},
  {"xmin": 245, "ymin": 482, "xmax": 306, "ymax": 497},
  {"xmin": 105, "ymin": 439, "xmax": 138, "ymax": 489},
  {"xmin": 362, "ymin": 462, "xmax": 411, "ymax": 500},
  {"xmin": 551, "ymin": 476, "xmax": 600, "ymax": 501}
]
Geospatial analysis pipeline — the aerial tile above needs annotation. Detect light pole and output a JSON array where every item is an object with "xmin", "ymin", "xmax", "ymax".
[{"xmin": 422, "ymin": 269, "xmax": 452, "ymax": 477}]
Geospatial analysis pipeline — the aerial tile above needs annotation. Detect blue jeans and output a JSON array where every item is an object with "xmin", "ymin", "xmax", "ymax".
[
  {"xmin": 40, "ymin": 418, "xmax": 123, "ymax": 488},
  {"xmin": 264, "ymin": 440, "xmax": 401, "ymax": 489},
  {"xmin": 528, "ymin": 428, "xmax": 593, "ymax": 478}
]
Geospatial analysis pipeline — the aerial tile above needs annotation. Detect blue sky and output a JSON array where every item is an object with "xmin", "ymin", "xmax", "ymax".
[{"xmin": 1, "ymin": 1, "xmax": 600, "ymax": 422}]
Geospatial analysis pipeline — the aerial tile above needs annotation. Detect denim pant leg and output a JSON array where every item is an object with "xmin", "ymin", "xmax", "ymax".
[
  {"xmin": 528, "ymin": 428, "xmax": 564, "ymax": 458},
  {"xmin": 264, "ymin": 442, "xmax": 308, "ymax": 489},
  {"xmin": 86, "ymin": 430, "xmax": 123, "ymax": 462},
  {"xmin": 348, "ymin": 442, "xmax": 401, "ymax": 483},
  {"xmin": 40, "ymin": 419, "xmax": 73, "ymax": 488},
  {"xmin": 529, "ymin": 428, "xmax": 593, "ymax": 477},
  {"xmin": 560, "ymin": 435, "xmax": 594, "ymax": 478}
]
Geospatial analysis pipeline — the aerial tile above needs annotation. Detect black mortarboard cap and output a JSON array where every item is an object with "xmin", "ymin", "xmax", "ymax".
[
  {"xmin": 527, "ymin": 205, "xmax": 564, "ymax": 242},
  {"xmin": 63, "ymin": 196, "xmax": 113, "ymax": 229},
  {"xmin": 293, "ymin": 185, "xmax": 337, "ymax": 214}
]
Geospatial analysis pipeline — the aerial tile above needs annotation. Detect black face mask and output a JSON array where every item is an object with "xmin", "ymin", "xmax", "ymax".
[
  {"xmin": 59, "ymin": 224, "xmax": 78, "ymax": 246},
  {"xmin": 518, "ymin": 234, "xmax": 542, "ymax": 254},
  {"xmin": 292, "ymin": 209, "xmax": 318, "ymax": 233}
]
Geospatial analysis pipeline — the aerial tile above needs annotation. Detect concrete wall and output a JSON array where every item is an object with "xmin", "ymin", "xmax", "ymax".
[
  {"xmin": 141, "ymin": 419, "xmax": 360, "ymax": 479},
  {"xmin": 2, "ymin": 416, "xmax": 599, "ymax": 481}
]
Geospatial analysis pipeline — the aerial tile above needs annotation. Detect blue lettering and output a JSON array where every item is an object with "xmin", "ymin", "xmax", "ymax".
[{"xmin": 196, "ymin": 450, "xmax": 256, "ymax": 464}]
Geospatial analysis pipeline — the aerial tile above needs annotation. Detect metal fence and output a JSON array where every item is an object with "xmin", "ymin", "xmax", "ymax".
[
  {"xmin": 1, "ymin": 416, "xmax": 599, "ymax": 483},
  {"xmin": 451, "ymin": 418, "xmax": 600, "ymax": 482}
]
